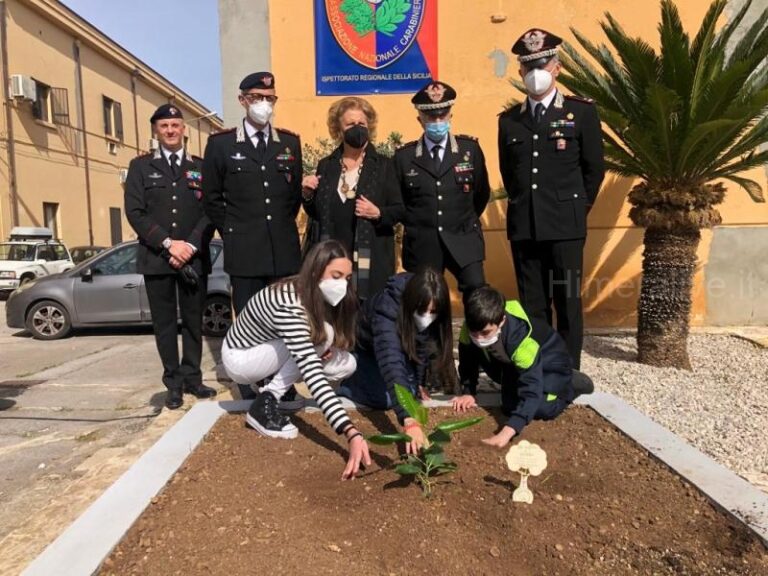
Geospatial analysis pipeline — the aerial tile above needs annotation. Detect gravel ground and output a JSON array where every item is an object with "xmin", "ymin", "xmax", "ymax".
[{"xmin": 581, "ymin": 334, "xmax": 768, "ymax": 488}]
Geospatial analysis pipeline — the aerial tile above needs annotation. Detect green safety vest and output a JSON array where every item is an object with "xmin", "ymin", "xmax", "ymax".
[{"xmin": 459, "ymin": 300, "xmax": 541, "ymax": 371}]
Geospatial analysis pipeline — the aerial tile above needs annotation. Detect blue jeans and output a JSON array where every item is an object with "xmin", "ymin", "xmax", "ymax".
[{"xmin": 337, "ymin": 348, "xmax": 418, "ymax": 410}]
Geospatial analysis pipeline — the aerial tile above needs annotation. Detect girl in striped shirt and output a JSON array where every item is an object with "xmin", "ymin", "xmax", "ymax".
[{"xmin": 222, "ymin": 240, "xmax": 371, "ymax": 479}]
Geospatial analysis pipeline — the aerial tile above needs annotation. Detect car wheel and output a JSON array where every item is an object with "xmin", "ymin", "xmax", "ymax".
[
  {"xmin": 19, "ymin": 274, "xmax": 35, "ymax": 286},
  {"xmin": 202, "ymin": 295, "xmax": 232, "ymax": 338},
  {"xmin": 26, "ymin": 300, "xmax": 72, "ymax": 340}
]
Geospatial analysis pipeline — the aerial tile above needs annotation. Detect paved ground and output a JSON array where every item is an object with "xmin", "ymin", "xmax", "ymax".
[{"xmin": 0, "ymin": 300, "xmax": 232, "ymax": 575}]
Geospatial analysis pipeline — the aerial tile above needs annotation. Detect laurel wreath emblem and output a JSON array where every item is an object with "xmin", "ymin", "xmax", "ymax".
[{"xmin": 340, "ymin": 0, "xmax": 411, "ymax": 37}]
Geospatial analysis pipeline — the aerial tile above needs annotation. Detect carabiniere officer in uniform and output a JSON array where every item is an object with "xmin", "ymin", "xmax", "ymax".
[
  {"xmin": 395, "ymin": 81, "xmax": 491, "ymax": 308},
  {"xmin": 498, "ymin": 29, "xmax": 605, "ymax": 369},
  {"xmin": 125, "ymin": 104, "xmax": 217, "ymax": 410},
  {"xmin": 203, "ymin": 72, "xmax": 303, "ymax": 315},
  {"xmin": 202, "ymin": 71, "xmax": 303, "ymax": 402}
]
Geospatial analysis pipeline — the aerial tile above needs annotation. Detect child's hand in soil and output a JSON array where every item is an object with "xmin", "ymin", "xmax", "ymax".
[
  {"xmin": 452, "ymin": 394, "xmax": 477, "ymax": 413},
  {"xmin": 403, "ymin": 419, "xmax": 427, "ymax": 455},
  {"xmin": 342, "ymin": 431, "xmax": 371, "ymax": 480},
  {"xmin": 481, "ymin": 425, "xmax": 516, "ymax": 448}
]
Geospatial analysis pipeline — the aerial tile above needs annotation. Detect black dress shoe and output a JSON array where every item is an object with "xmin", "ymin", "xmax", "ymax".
[
  {"xmin": 184, "ymin": 382, "xmax": 217, "ymax": 399},
  {"xmin": 165, "ymin": 388, "xmax": 184, "ymax": 410}
]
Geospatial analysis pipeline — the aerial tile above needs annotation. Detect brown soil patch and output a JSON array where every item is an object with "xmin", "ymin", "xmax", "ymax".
[{"xmin": 100, "ymin": 407, "xmax": 768, "ymax": 575}]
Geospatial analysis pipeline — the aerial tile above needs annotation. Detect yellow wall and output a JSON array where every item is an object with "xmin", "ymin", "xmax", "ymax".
[
  {"xmin": 0, "ymin": 0, "xmax": 221, "ymax": 247},
  {"xmin": 264, "ymin": 0, "xmax": 768, "ymax": 326}
]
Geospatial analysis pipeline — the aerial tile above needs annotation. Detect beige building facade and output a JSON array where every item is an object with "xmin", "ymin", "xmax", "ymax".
[
  {"xmin": 219, "ymin": 0, "xmax": 768, "ymax": 326},
  {"xmin": 0, "ymin": 0, "xmax": 222, "ymax": 247}
]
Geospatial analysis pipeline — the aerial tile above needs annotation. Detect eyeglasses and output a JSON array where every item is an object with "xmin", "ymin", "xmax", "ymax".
[{"xmin": 242, "ymin": 93, "xmax": 278, "ymax": 104}]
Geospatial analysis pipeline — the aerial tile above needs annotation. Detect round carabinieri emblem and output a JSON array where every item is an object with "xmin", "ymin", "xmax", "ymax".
[{"xmin": 326, "ymin": 0, "xmax": 426, "ymax": 70}]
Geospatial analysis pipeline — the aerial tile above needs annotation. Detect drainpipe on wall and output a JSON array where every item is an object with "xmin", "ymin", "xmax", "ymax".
[
  {"xmin": 73, "ymin": 39, "xmax": 94, "ymax": 245},
  {"xmin": 131, "ymin": 68, "xmax": 140, "ymax": 152},
  {"xmin": 0, "ymin": 0, "xmax": 20, "ymax": 228}
]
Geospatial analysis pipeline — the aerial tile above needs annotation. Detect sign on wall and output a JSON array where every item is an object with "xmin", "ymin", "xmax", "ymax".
[{"xmin": 314, "ymin": 0, "xmax": 438, "ymax": 95}]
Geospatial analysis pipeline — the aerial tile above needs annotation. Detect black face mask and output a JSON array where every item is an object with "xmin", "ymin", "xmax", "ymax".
[{"xmin": 343, "ymin": 124, "xmax": 369, "ymax": 149}]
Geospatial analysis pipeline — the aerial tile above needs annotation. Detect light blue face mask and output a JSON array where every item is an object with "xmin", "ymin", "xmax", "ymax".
[{"xmin": 425, "ymin": 121, "xmax": 450, "ymax": 143}]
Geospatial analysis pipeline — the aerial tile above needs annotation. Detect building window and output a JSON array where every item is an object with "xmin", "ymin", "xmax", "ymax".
[
  {"xmin": 43, "ymin": 202, "xmax": 60, "ymax": 238},
  {"xmin": 103, "ymin": 96, "xmax": 124, "ymax": 141},
  {"xmin": 33, "ymin": 80, "xmax": 52, "ymax": 123}
]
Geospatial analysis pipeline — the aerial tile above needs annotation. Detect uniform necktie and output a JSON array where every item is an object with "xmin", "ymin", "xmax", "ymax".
[
  {"xmin": 431, "ymin": 144, "xmax": 442, "ymax": 173},
  {"xmin": 169, "ymin": 153, "xmax": 179, "ymax": 177},
  {"xmin": 255, "ymin": 131, "xmax": 267, "ymax": 162},
  {"xmin": 534, "ymin": 102, "xmax": 545, "ymax": 125}
]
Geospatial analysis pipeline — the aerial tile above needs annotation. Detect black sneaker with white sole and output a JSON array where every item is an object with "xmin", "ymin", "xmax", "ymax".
[{"xmin": 246, "ymin": 392, "xmax": 298, "ymax": 439}]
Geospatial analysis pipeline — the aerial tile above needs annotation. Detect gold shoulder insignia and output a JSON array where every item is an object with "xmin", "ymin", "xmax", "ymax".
[
  {"xmin": 565, "ymin": 94, "xmax": 596, "ymax": 104},
  {"xmin": 210, "ymin": 127, "xmax": 236, "ymax": 137},
  {"xmin": 276, "ymin": 127, "xmax": 300, "ymax": 137},
  {"xmin": 396, "ymin": 140, "xmax": 418, "ymax": 151},
  {"xmin": 455, "ymin": 134, "xmax": 478, "ymax": 141}
]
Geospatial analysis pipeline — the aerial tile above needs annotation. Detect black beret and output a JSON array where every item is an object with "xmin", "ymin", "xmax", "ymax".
[
  {"xmin": 150, "ymin": 104, "xmax": 183, "ymax": 124},
  {"xmin": 239, "ymin": 71, "xmax": 276, "ymax": 91},
  {"xmin": 411, "ymin": 81, "xmax": 456, "ymax": 112},
  {"xmin": 511, "ymin": 29, "xmax": 563, "ymax": 67}
]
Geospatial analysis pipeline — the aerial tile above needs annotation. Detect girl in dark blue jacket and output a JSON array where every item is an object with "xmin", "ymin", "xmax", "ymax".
[{"xmin": 338, "ymin": 269, "xmax": 454, "ymax": 454}]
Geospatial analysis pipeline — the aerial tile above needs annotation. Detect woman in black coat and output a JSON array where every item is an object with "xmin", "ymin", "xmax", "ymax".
[{"xmin": 301, "ymin": 97, "xmax": 404, "ymax": 299}]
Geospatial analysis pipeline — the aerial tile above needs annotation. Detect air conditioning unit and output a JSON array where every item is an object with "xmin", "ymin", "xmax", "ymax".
[
  {"xmin": 107, "ymin": 141, "xmax": 118, "ymax": 155},
  {"xmin": 118, "ymin": 168, "xmax": 128, "ymax": 184},
  {"xmin": 9, "ymin": 75, "xmax": 37, "ymax": 101},
  {"xmin": 148, "ymin": 138, "xmax": 159, "ymax": 151}
]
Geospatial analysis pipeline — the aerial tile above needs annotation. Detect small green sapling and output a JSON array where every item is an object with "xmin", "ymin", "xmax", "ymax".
[{"xmin": 367, "ymin": 384, "xmax": 483, "ymax": 497}]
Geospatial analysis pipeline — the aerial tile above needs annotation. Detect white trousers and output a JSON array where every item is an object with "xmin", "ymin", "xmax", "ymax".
[{"xmin": 221, "ymin": 323, "xmax": 357, "ymax": 399}]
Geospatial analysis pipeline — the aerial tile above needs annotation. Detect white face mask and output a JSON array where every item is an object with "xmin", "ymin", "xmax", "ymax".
[
  {"xmin": 319, "ymin": 278, "xmax": 348, "ymax": 307},
  {"xmin": 248, "ymin": 100, "xmax": 273, "ymax": 126},
  {"xmin": 524, "ymin": 68, "xmax": 554, "ymax": 96},
  {"xmin": 413, "ymin": 311, "xmax": 438, "ymax": 332},
  {"xmin": 470, "ymin": 328, "xmax": 501, "ymax": 348}
]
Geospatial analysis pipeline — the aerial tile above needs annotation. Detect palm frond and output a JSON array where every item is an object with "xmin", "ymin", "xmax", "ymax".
[
  {"xmin": 722, "ymin": 174, "xmax": 765, "ymax": 202},
  {"xmin": 711, "ymin": 0, "xmax": 754, "ymax": 59},
  {"xmin": 562, "ymin": 0, "xmax": 768, "ymax": 202},
  {"xmin": 659, "ymin": 0, "xmax": 694, "ymax": 105},
  {"xmin": 724, "ymin": 5, "xmax": 768, "ymax": 69},
  {"xmin": 690, "ymin": 0, "xmax": 727, "ymax": 63}
]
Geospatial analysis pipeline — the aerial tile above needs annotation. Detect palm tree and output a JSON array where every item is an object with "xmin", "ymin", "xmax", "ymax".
[{"xmin": 557, "ymin": 0, "xmax": 768, "ymax": 369}]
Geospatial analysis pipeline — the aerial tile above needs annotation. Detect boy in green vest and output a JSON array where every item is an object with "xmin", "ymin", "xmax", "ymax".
[{"xmin": 454, "ymin": 286, "xmax": 593, "ymax": 447}]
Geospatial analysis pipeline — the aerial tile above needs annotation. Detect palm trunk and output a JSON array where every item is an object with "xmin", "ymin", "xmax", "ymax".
[{"xmin": 636, "ymin": 227, "xmax": 700, "ymax": 370}]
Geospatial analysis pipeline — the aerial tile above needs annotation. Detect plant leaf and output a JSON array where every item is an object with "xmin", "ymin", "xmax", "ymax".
[
  {"xmin": 395, "ymin": 463, "xmax": 421, "ymax": 476},
  {"xmin": 367, "ymin": 432, "xmax": 412, "ymax": 445},
  {"xmin": 375, "ymin": 0, "xmax": 410, "ymax": 36},
  {"xmin": 394, "ymin": 384, "xmax": 428, "ymax": 426},
  {"xmin": 424, "ymin": 451, "xmax": 445, "ymax": 469},
  {"xmin": 428, "ymin": 429, "xmax": 451, "ymax": 445},
  {"xmin": 436, "ymin": 416, "xmax": 484, "ymax": 433},
  {"xmin": 723, "ymin": 174, "xmax": 765, "ymax": 203}
]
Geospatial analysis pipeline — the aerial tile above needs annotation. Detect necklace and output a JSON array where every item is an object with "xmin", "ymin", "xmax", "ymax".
[{"xmin": 340, "ymin": 155, "xmax": 364, "ymax": 200}]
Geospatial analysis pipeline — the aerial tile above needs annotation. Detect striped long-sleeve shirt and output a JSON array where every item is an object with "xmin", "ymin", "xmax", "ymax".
[{"xmin": 225, "ymin": 282, "xmax": 352, "ymax": 434}]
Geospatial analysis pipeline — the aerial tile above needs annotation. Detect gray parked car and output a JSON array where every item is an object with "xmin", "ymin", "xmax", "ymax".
[{"xmin": 5, "ymin": 240, "xmax": 232, "ymax": 340}]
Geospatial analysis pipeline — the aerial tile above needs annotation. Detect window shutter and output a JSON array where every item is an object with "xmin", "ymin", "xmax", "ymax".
[
  {"xmin": 114, "ymin": 101, "xmax": 124, "ymax": 141},
  {"xmin": 51, "ymin": 87, "xmax": 70, "ymax": 125}
]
